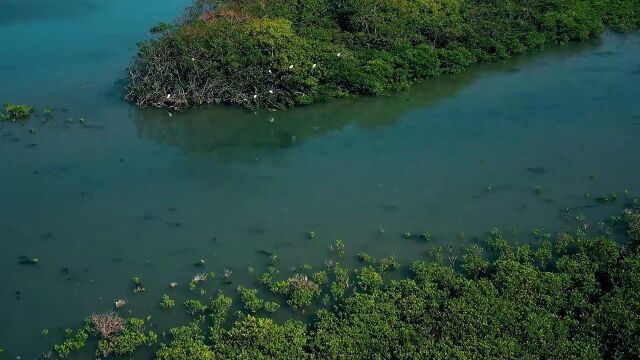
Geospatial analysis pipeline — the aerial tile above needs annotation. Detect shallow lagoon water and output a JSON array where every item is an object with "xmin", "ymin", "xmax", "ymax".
[{"xmin": 1, "ymin": 1, "xmax": 640, "ymax": 357}]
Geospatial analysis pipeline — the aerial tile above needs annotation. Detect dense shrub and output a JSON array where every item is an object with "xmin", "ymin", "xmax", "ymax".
[
  {"xmin": 1, "ymin": 103, "xmax": 33, "ymax": 121},
  {"xmin": 51, "ymin": 209, "xmax": 640, "ymax": 358},
  {"xmin": 127, "ymin": 0, "xmax": 640, "ymax": 109}
]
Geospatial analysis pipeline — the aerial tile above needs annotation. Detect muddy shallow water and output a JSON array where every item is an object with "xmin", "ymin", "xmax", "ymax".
[{"xmin": 1, "ymin": 1, "xmax": 639, "ymax": 357}]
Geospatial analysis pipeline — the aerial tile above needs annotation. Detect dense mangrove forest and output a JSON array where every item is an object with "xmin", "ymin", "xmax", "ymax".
[
  {"xmin": 1, "ymin": 0, "xmax": 640, "ymax": 358},
  {"xmin": 127, "ymin": 0, "xmax": 640, "ymax": 109},
  {"xmin": 44, "ymin": 205, "xmax": 640, "ymax": 358}
]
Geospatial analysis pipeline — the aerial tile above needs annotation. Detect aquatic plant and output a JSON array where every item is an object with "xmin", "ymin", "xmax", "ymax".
[
  {"xmin": 156, "ymin": 322, "xmax": 214, "ymax": 360},
  {"xmin": 91, "ymin": 311, "xmax": 124, "ymax": 340},
  {"xmin": 210, "ymin": 294, "xmax": 233, "ymax": 329},
  {"xmin": 311, "ymin": 270, "xmax": 328, "ymax": 286},
  {"xmin": 535, "ymin": 184, "xmax": 544, "ymax": 194},
  {"xmin": 356, "ymin": 266, "xmax": 383, "ymax": 292},
  {"xmin": 132, "ymin": 276, "xmax": 145, "ymax": 293},
  {"xmin": 330, "ymin": 263, "xmax": 350, "ymax": 300},
  {"xmin": 184, "ymin": 299, "xmax": 207, "ymax": 315},
  {"xmin": 428, "ymin": 246, "xmax": 444, "ymax": 263},
  {"xmin": 271, "ymin": 274, "xmax": 322, "ymax": 309},
  {"xmin": 357, "ymin": 252, "xmax": 374, "ymax": 263},
  {"xmin": 42, "ymin": 108, "xmax": 53, "ymax": 119},
  {"xmin": 330, "ymin": 239, "xmax": 345, "ymax": 257},
  {"xmin": 461, "ymin": 244, "xmax": 488, "ymax": 278},
  {"xmin": 48, "ymin": 210, "xmax": 640, "ymax": 359},
  {"xmin": 96, "ymin": 318, "xmax": 157, "ymax": 357},
  {"xmin": 596, "ymin": 193, "xmax": 618, "ymax": 203},
  {"xmin": 307, "ymin": 231, "xmax": 316, "ymax": 239},
  {"xmin": 378, "ymin": 255, "xmax": 399, "ymax": 273},
  {"xmin": 264, "ymin": 301, "xmax": 280, "ymax": 313},
  {"xmin": 161, "ymin": 294, "xmax": 175, "ymax": 310},
  {"xmin": 237, "ymin": 286, "xmax": 264, "ymax": 313},
  {"xmin": 268, "ymin": 254, "xmax": 279, "ymax": 266},
  {"xmin": 420, "ymin": 232, "xmax": 433, "ymax": 241},
  {"xmin": 624, "ymin": 209, "xmax": 640, "ymax": 244},
  {"xmin": 190, "ymin": 273, "xmax": 208, "ymax": 289},
  {"xmin": 53, "ymin": 324, "xmax": 91, "ymax": 358},
  {"xmin": 299, "ymin": 263, "xmax": 313, "ymax": 272},
  {"xmin": 1, "ymin": 104, "xmax": 33, "ymax": 121},
  {"xmin": 223, "ymin": 268, "xmax": 233, "ymax": 281},
  {"xmin": 258, "ymin": 271, "xmax": 274, "ymax": 285}
]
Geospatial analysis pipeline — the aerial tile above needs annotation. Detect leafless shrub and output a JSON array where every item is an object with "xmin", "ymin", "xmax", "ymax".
[{"xmin": 90, "ymin": 311, "xmax": 124, "ymax": 340}]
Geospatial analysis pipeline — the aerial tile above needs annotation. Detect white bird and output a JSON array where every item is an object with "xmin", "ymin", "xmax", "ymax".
[
  {"xmin": 337, "ymin": 52, "xmax": 341, "ymax": 57},
  {"xmin": 312, "ymin": 63, "xmax": 317, "ymax": 69},
  {"xmin": 253, "ymin": 94, "xmax": 257, "ymax": 99},
  {"xmin": 168, "ymin": 112, "xmax": 173, "ymax": 117},
  {"xmin": 289, "ymin": 64, "xmax": 294, "ymax": 69},
  {"xmin": 191, "ymin": 57, "xmax": 195, "ymax": 61},
  {"xmin": 268, "ymin": 69, "xmax": 272, "ymax": 74},
  {"xmin": 166, "ymin": 94, "xmax": 171, "ymax": 99},
  {"xmin": 269, "ymin": 90, "xmax": 273, "ymax": 94}
]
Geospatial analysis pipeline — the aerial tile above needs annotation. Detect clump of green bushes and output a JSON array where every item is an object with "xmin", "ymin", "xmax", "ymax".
[
  {"xmin": 1, "ymin": 103, "xmax": 33, "ymax": 121},
  {"xmin": 52, "ymin": 209, "xmax": 640, "ymax": 358},
  {"xmin": 126, "ymin": 0, "xmax": 640, "ymax": 109}
]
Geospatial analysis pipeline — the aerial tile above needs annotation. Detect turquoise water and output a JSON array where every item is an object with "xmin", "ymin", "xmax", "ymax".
[{"xmin": 1, "ymin": 1, "xmax": 640, "ymax": 357}]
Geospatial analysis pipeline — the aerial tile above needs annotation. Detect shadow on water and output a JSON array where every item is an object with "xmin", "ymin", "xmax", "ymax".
[{"xmin": 133, "ymin": 37, "xmax": 601, "ymax": 161}]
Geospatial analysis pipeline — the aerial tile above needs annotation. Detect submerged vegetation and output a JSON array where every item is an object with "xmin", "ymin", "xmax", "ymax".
[
  {"xmin": 46, "ymin": 202, "xmax": 640, "ymax": 359},
  {"xmin": 127, "ymin": 0, "xmax": 640, "ymax": 109}
]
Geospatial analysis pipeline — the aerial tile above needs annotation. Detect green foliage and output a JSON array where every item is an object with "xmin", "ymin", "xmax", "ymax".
[
  {"xmin": 210, "ymin": 293, "xmax": 233, "ymax": 328},
  {"xmin": 51, "ymin": 215, "xmax": 640, "ymax": 359},
  {"xmin": 378, "ymin": 255, "xmax": 399, "ymax": 273},
  {"xmin": 331, "ymin": 263, "xmax": 350, "ymax": 300},
  {"xmin": 311, "ymin": 270, "xmax": 328, "ymax": 286},
  {"xmin": 333, "ymin": 239, "xmax": 345, "ymax": 257},
  {"xmin": 215, "ymin": 315, "xmax": 308, "ymax": 358},
  {"xmin": 462, "ymin": 243, "xmax": 488, "ymax": 277},
  {"xmin": 161, "ymin": 294, "xmax": 176, "ymax": 309},
  {"xmin": 237, "ymin": 286, "xmax": 264, "ymax": 313},
  {"xmin": 264, "ymin": 301, "xmax": 280, "ymax": 313},
  {"xmin": 357, "ymin": 252, "xmax": 374, "ymax": 263},
  {"xmin": 53, "ymin": 324, "xmax": 91, "ymax": 358},
  {"xmin": 624, "ymin": 209, "xmax": 640, "ymax": 246},
  {"xmin": 156, "ymin": 322, "xmax": 215, "ymax": 360},
  {"xmin": 1, "ymin": 104, "xmax": 33, "ymax": 121},
  {"xmin": 271, "ymin": 274, "xmax": 322, "ymax": 309},
  {"xmin": 356, "ymin": 266, "xmax": 383, "ymax": 292},
  {"xmin": 185, "ymin": 299, "xmax": 207, "ymax": 315},
  {"xmin": 150, "ymin": 22, "xmax": 174, "ymax": 34},
  {"xmin": 96, "ymin": 318, "xmax": 156, "ymax": 357},
  {"xmin": 127, "ymin": 0, "xmax": 640, "ymax": 109}
]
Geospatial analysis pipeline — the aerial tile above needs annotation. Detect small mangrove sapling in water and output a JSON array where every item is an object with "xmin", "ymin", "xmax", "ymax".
[
  {"xmin": 1, "ymin": 104, "xmax": 33, "ymax": 121},
  {"xmin": 160, "ymin": 294, "xmax": 175, "ymax": 310}
]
